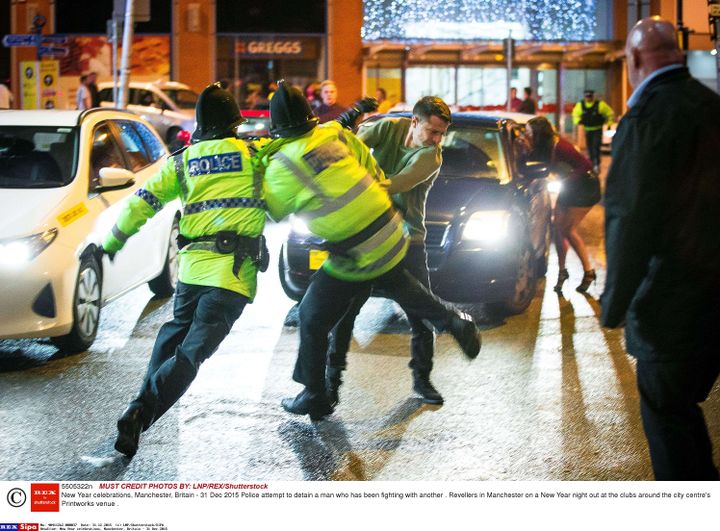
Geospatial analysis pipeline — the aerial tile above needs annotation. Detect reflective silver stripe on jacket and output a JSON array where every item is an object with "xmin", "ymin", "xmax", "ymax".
[
  {"xmin": 134, "ymin": 188, "xmax": 162, "ymax": 212},
  {"xmin": 173, "ymin": 153, "xmax": 189, "ymax": 201},
  {"xmin": 111, "ymin": 224, "xmax": 129, "ymax": 243},
  {"xmin": 274, "ymin": 149, "xmax": 376, "ymax": 221},
  {"xmin": 181, "ymin": 242, "xmax": 216, "ymax": 252},
  {"xmin": 340, "ymin": 232, "xmax": 407, "ymax": 274},
  {"xmin": 344, "ymin": 211, "xmax": 403, "ymax": 258},
  {"xmin": 183, "ymin": 197, "xmax": 267, "ymax": 215}
]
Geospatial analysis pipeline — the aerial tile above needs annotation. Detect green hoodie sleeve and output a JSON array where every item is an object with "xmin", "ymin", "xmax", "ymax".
[{"xmin": 102, "ymin": 157, "xmax": 180, "ymax": 252}]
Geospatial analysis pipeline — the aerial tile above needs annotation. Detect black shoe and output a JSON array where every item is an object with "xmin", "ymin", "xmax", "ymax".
[
  {"xmin": 281, "ymin": 388, "xmax": 334, "ymax": 421},
  {"xmin": 448, "ymin": 312, "xmax": 481, "ymax": 359},
  {"xmin": 413, "ymin": 375, "xmax": 444, "ymax": 405},
  {"xmin": 325, "ymin": 366, "xmax": 343, "ymax": 407},
  {"xmin": 115, "ymin": 403, "xmax": 144, "ymax": 457},
  {"xmin": 554, "ymin": 268, "xmax": 569, "ymax": 293},
  {"xmin": 576, "ymin": 269, "xmax": 596, "ymax": 293}
]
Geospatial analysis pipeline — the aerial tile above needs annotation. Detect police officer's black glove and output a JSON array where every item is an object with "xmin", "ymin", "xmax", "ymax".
[
  {"xmin": 335, "ymin": 97, "xmax": 379, "ymax": 129},
  {"xmin": 96, "ymin": 245, "xmax": 116, "ymax": 263}
]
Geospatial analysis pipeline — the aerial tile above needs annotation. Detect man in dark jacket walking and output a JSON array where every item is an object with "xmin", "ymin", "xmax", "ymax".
[{"xmin": 601, "ymin": 17, "xmax": 720, "ymax": 480}]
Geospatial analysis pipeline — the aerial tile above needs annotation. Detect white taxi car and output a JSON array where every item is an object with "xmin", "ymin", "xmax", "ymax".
[
  {"xmin": 97, "ymin": 81, "xmax": 197, "ymax": 144},
  {"xmin": 0, "ymin": 109, "xmax": 181, "ymax": 353}
]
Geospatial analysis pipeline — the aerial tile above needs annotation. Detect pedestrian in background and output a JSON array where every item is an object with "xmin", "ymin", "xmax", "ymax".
[
  {"xmin": 86, "ymin": 71, "xmax": 100, "ymax": 108},
  {"xmin": 601, "ymin": 17, "xmax": 720, "ymax": 480},
  {"xmin": 572, "ymin": 89, "xmax": 614, "ymax": 172},
  {"xmin": 0, "ymin": 78, "xmax": 14, "ymax": 109},
  {"xmin": 506, "ymin": 87, "xmax": 522, "ymax": 112},
  {"xmin": 76, "ymin": 74, "xmax": 91, "ymax": 110},
  {"xmin": 521, "ymin": 116, "xmax": 600, "ymax": 294},
  {"xmin": 313, "ymin": 79, "xmax": 346, "ymax": 123},
  {"xmin": 375, "ymin": 87, "xmax": 393, "ymax": 114},
  {"xmin": 518, "ymin": 86, "xmax": 537, "ymax": 114}
]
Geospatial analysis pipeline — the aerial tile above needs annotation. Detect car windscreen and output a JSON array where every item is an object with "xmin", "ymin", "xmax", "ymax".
[
  {"xmin": 439, "ymin": 126, "xmax": 510, "ymax": 184},
  {"xmin": 163, "ymin": 88, "xmax": 198, "ymax": 110},
  {"xmin": 0, "ymin": 126, "xmax": 79, "ymax": 188}
]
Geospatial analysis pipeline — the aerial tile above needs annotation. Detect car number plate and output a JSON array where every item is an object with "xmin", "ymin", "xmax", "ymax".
[{"xmin": 309, "ymin": 249, "xmax": 329, "ymax": 270}]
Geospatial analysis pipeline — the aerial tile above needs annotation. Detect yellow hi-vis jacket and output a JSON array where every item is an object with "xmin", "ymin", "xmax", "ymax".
[
  {"xmin": 102, "ymin": 138, "xmax": 266, "ymax": 300},
  {"xmin": 257, "ymin": 121, "xmax": 408, "ymax": 282}
]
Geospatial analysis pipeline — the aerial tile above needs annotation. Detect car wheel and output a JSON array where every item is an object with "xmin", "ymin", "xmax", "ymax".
[
  {"xmin": 149, "ymin": 216, "xmax": 180, "ymax": 297},
  {"xmin": 496, "ymin": 242, "xmax": 537, "ymax": 316},
  {"xmin": 278, "ymin": 244, "xmax": 304, "ymax": 302},
  {"xmin": 51, "ymin": 254, "xmax": 102, "ymax": 353}
]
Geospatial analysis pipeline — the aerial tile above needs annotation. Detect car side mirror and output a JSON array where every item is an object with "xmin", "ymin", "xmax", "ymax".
[
  {"xmin": 520, "ymin": 160, "xmax": 548, "ymax": 180},
  {"xmin": 96, "ymin": 167, "xmax": 135, "ymax": 192}
]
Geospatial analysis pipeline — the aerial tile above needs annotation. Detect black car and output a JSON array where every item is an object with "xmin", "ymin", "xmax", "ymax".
[{"xmin": 278, "ymin": 112, "xmax": 552, "ymax": 315}]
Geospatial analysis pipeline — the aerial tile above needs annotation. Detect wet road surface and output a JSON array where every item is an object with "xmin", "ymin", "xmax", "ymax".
[{"xmin": 2, "ymin": 170, "xmax": 718, "ymax": 481}]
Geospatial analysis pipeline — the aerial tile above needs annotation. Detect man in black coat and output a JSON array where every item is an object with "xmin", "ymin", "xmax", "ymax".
[{"xmin": 601, "ymin": 17, "xmax": 720, "ymax": 480}]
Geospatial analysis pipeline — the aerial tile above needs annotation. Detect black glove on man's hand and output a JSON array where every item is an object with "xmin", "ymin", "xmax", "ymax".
[
  {"xmin": 336, "ymin": 97, "xmax": 379, "ymax": 130},
  {"xmin": 96, "ymin": 245, "xmax": 116, "ymax": 263},
  {"xmin": 354, "ymin": 96, "xmax": 378, "ymax": 114}
]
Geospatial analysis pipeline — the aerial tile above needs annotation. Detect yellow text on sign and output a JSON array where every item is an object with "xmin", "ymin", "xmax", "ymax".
[
  {"xmin": 309, "ymin": 249, "xmax": 329, "ymax": 270},
  {"xmin": 57, "ymin": 203, "xmax": 89, "ymax": 227}
]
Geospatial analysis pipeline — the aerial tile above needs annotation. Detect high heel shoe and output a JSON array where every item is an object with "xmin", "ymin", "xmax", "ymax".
[
  {"xmin": 576, "ymin": 269, "xmax": 596, "ymax": 293},
  {"xmin": 553, "ymin": 268, "xmax": 569, "ymax": 293}
]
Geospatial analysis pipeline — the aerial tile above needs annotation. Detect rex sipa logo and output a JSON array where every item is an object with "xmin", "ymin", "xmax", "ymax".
[{"xmin": 30, "ymin": 483, "xmax": 59, "ymax": 512}]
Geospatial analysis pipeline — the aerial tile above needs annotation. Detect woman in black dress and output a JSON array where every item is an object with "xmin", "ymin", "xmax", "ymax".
[{"xmin": 523, "ymin": 116, "xmax": 601, "ymax": 293}]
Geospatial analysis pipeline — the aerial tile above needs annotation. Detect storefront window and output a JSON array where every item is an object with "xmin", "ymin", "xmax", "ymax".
[{"xmin": 405, "ymin": 67, "xmax": 455, "ymax": 106}]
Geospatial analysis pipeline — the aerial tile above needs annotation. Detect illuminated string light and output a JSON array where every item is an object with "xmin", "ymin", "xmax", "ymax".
[{"xmin": 362, "ymin": 0, "xmax": 598, "ymax": 42}]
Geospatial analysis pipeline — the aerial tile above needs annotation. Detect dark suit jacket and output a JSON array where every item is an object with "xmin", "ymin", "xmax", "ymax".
[{"xmin": 601, "ymin": 67, "xmax": 720, "ymax": 360}]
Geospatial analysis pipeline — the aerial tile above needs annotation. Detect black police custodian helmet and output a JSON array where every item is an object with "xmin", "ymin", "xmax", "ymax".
[
  {"xmin": 191, "ymin": 82, "xmax": 247, "ymax": 143},
  {"xmin": 269, "ymin": 80, "xmax": 318, "ymax": 138}
]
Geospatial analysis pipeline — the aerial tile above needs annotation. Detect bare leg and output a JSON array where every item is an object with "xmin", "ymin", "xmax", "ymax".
[{"xmin": 563, "ymin": 206, "xmax": 593, "ymax": 271}]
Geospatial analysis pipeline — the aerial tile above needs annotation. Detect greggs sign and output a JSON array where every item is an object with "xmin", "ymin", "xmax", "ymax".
[{"xmin": 235, "ymin": 38, "xmax": 318, "ymax": 59}]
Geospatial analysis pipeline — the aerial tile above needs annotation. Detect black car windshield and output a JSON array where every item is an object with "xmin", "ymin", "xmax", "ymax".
[
  {"xmin": 440, "ymin": 126, "xmax": 510, "ymax": 184},
  {"xmin": 237, "ymin": 117, "xmax": 271, "ymax": 138},
  {"xmin": 0, "ymin": 126, "xmax": 79, "ymax": 189},
  {"xmin": 162, "ymin": 88, "xmax": 198, "ymax": 110}
]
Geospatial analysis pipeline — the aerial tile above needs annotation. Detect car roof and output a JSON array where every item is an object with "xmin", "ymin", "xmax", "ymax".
[
  {"xmin": 377, "ymin": 111, "xmax": 519, "ymax": 128},
  {"xmin": 240, "ymin": 109, "xmax": 269, "ymax": 118},
  {"xmin": 0, "ymin": 108, "xmax": 151, "ymax": 127},
  {"xmin": 97, "ymin": 80, "xmax": 193, "ymax": 91}
]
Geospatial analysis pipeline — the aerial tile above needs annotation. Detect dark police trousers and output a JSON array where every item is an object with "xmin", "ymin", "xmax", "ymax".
[
  {"xmin": 327, "ymin": 243, "xmax": 434, "ymax": 376},
  {"xmin": 295, "ymin": 260, "xmax": 453, "ymax": 392},
  {"xmin": 636, "ymin": 354, "xmax": 720, "ymax": 480},
  {"xmin": 132, "ymin": 281, "xmax": 247, "ymax": 430},
  {"xmin": 585, "ymin": 128, "xmax": 602, "ymax": 168}
]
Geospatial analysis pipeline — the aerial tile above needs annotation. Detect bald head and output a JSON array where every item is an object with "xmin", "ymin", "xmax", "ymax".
[{"xmin": 625, "ymin": 17, "xmax": 684, "ymax": 87}]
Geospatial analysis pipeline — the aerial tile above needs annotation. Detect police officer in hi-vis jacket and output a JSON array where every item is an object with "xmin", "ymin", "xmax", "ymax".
[
  {"xmin": 256, "ymin": 81, "xmax": 481, "ymax": 421},
  {"xmin": 102, "ymin": 83, "xmax": 268, "ymax": 457}
]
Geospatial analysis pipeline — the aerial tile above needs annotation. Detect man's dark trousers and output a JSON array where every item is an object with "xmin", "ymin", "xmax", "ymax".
[
  {"xmin": 636, "ymin": 354, "xmax": 720, "ymax": 480},
  {"xmin": 296, "ymin": 261, "xmax": 451, "ymax": 392},
  {"xmin": 327, "ymin": 243, "xmax": 434, "ymax": 375},
  {"xmin": 585, "ymin": 128, "xmax": 602, "ymax": 168},
  {"xmin": 132, "ymin": 281, "xmax": 247, "ymax": 429}
]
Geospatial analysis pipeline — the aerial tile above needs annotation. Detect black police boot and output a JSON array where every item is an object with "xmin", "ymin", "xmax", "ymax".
[
  {"xmin": 325, "ymin": 366, "xmax": 344, "ymax": 407},
  {"xmin": 412, "ymin": 373, "xmax": 444, "ymax": 405},
  {"xmin": 281, "ymin": 388, "xmax": 334, "ymax": 421},
  {"xmin": 114, "ymin": 402, "xmax": 144, "ymax": 457},
  {"xmin": 448, "ymin": 312, "xmax": 482, "ymax": 359}
]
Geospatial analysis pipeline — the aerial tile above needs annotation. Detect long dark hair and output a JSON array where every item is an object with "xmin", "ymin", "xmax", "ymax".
[{"xmin": 527, "ymin": 116, "xmax": 557, "ymax": 162}]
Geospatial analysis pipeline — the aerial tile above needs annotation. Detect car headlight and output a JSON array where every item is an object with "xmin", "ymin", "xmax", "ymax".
[
  {"xmin": 462, "ymin": 211, "xmax": 510, "ymax": 242},
  {"xmin": 0, "ymin": 228, "xmax": 58, "ymax": 267},
  {"xmin": 547, "ymin": 178, "xmax": 562, "ymax": 194},
  {"xmin": 290, "ymin": 215, "xmax": 312, "ymax": 236}
]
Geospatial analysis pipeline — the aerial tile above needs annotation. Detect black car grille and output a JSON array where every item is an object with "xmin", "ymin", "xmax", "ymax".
[{"xmin": 425, "ymin": 222, "xmax": 449, "ymax": 247}]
